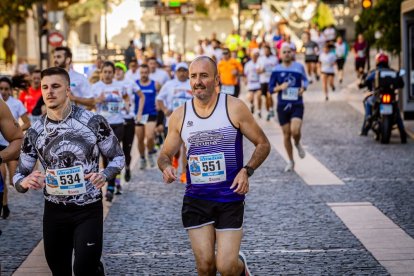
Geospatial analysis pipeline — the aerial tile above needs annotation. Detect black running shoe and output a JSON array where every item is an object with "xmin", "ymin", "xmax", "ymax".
[
  {"xmin": 2, "ymin": 205, "xmax": 10, "ymax": 219},
  {"xmin": 124, "ymin": 168, "xmax": 131, "ymax": 182},
  {"xmin": 105, "ymin": 190, "xmax": 114, "ymax": 202}
]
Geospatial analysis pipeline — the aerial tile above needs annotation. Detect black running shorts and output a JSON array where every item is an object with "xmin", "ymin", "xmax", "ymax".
[{"xmin": 182, "ymin": 196, "xmax": 244, "ymax": 231}]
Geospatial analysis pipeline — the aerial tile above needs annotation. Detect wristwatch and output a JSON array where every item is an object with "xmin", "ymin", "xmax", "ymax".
[
  {"xmin": 243, "ymin": 165, "xmax": 254, "ymax": 177},
  {"xmin": 0, "ymin": 156, "xmax": 3, "ymax": 165}
]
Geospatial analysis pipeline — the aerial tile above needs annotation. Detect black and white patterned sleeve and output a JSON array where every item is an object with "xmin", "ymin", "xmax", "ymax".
[
  {"xmin": 93, "ymin": 115, "xmax": 125, "ymax": 179},
  {"xmin": 13, "ymin": 128, "xmax": 39, "ymax": 193}
]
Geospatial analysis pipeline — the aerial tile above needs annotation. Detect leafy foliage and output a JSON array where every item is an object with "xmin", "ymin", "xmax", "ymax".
[
  {"xmin": 64, "ymin": 0, "xmax": 122, "ymax": 28},
  {"xmin": 312, "ymin": 2, "xmax": 336, "ymax": 29},
  {"xmin": 0, "ymin": 0, "xmax": 43, "ymax": 27},
  {"xmin": 356, "ymin": 0, "xmax": 404, "ymax": 54}
]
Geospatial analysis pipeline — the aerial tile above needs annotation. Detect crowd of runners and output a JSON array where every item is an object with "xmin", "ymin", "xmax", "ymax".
[{"xmin": 0, "ymin": 25, "xmax": 378, "ymax": 275}]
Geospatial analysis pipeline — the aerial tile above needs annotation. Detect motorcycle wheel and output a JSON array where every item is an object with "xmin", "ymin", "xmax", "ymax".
[{"xmin": 380, "ymin": 115, "xmax": 392, "ymax": 144}]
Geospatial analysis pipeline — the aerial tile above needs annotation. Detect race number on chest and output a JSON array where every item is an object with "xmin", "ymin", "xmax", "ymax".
[
  {"xmin": 46, "ymin": 165, "xmax": 86, "ymax": 196},
  {"xmin": 189, "ymin": 153, "xmax": 226, "ymax": 184}
]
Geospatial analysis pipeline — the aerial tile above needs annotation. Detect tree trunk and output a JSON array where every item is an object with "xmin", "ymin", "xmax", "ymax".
[{"xmin": 14, "ymin": 23, "xmax": 19, "ymax": 74}]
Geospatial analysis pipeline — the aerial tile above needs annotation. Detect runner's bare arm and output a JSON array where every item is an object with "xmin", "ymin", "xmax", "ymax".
[
  {"xmin": 0, "ymin": 99, "xmax": 23, "ymax": 162},
  {"xmin": 69, "ymin": 95, "xmax": 96, "ymax": 108},
  {"xmin": 136, "ymin": 90, "xmax": 145, "ymax": 122},
  {"xmin": 20, "ymin": 113, "xmax": 31, "ymax": 131},
  {"xmin": 157, "ymin": 106, "xmax": 184, "ymax": 183},
  {"xmin": 228, "ymin": 96, "xmax": 270, "ymax": 170}
]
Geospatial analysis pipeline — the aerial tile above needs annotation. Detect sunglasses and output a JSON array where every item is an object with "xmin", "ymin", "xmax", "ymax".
[
  {"xmin": 223, "ymin": 52, "xmax": 230, "ymax": 55},
  {"xmin": 282, "ymin": 51, "xmax": 292, "ymax": 54}
]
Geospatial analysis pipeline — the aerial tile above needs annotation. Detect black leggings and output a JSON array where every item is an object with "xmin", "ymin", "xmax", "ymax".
[
  {"xmin": 43, "ymin": 200, "xmax": 104, "ymax": 276},
  {"xmin": 122, "ymin": 119, "xmax": 135, "ymax": 168},
  {"xmin": 103, "ymin": 124, "xmax": 124, "ymax": 191}
]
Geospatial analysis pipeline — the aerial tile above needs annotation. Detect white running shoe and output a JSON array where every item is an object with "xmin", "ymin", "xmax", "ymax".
[
  {"xmin": 139, "ymin": 158, "xmax": 147, "ymax": 170},
  {"xmin": 148, "ymin": 153, "xmax": 156, "ymax": 168},
  {"xmin": 238, "ymin": 251, "xmax": 252, "ymax": 276},
  {"xmin": 295, "ymin": 143, "xmax": 306, "ymax": 159},
  {"xmin": 284, "ymin": 161, "xmax": 294, "ymax": 172}
]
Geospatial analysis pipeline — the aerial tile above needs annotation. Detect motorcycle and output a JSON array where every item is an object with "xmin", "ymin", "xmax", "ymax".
[{"xmin": 360, "ymin": 69, "xmax": 406, "ymax": 144}]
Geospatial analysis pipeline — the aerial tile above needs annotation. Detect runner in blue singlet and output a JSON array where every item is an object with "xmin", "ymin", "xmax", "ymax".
[{"xmin": 269, "ymin": 43, "xmax": 309, "ymax": 172}]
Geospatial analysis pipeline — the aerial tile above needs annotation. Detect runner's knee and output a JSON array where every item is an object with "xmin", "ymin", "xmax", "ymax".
[{"xmin": 216, "ymin": 258, "xmax": 240, "ymax": 276}]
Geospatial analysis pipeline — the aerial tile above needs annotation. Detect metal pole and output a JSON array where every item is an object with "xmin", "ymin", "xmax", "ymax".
[
  {"xmin": 182, "ymin": 16, "xmax": 187, "ymax": 55},
  {"xmin": 159, "ymin": 13, "xmax": 163, "ymax": 59},
  {"xmin": 238, "ymin": 0, "xmax": 242, "ymax": 35},
  {"xmin": 166, "ymin": 17, "xmax": 170, "ymax": 52},
  {"xmin": 104, "ymin": 0, "xmax": 108, "ymax": 49}
]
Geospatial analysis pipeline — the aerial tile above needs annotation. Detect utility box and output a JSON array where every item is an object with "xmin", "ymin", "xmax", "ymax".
[{"xmin": 401, "ymin": 0, "xmax": 414, "ymax": 119}]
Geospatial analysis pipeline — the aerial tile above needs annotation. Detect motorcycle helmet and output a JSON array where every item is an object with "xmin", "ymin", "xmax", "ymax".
[{"xmin": 375, "ymin": 53, "xmax": 389, "ymax": 65}]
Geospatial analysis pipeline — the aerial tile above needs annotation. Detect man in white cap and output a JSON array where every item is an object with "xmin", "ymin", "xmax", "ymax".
[{"xmin": 156, "ymin": 62, "xmax": 192, "ymax": 183}]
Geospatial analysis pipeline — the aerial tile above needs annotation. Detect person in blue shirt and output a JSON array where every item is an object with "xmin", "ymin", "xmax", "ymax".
[{"xmin": 269, "ymin": 43, "xmax": 309, "ymax": 172}]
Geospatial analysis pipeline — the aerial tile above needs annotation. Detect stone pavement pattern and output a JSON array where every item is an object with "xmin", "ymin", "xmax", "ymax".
[{"xmin": 1, "ymin": 55, "xmax": 414, "ymax": 275}]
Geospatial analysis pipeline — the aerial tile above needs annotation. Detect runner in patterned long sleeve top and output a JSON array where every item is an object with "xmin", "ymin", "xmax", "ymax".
[{"xmin": 12, "ymin": 67, "xmax": 124, "ymax": 275}]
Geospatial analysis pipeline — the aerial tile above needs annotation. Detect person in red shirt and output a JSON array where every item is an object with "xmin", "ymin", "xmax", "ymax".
[
  {"xmin": 19, "ymin": 69, "xmax": 42, "ymax": 115},
  {"xmin": 353, "ymin": 34, "xmax": 368, "ymax": 78}
]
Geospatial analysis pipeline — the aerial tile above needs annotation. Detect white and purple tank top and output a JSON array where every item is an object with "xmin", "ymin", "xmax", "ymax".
[{"xmin": 181, "ymin": 93, "xmax": 244, "ymax": 202}]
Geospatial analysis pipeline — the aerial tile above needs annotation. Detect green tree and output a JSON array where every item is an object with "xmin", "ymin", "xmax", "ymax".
[
  {"xmin": 312, "ymin": 2, "xmax": 337, "ymax": 29},
  {"xmin": 0, "ymin": 0, "xmax": 43, "ymax": 27},
  {"xmin": 356, "ymin": 0, "xmax": 404, "ymax": 55},
  {"xmin": 64, "ymin": 0, "xmax": 122, "ymax": 28}
]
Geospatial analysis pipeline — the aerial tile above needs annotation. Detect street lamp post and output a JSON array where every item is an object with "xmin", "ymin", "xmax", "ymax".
[
  {"xmin": 238, "ymin": 0, "xmax": 242, "ymax": 35},
  {"xmin": 104, "ymin": 0, "xmax": 108, "ymax": 49}
]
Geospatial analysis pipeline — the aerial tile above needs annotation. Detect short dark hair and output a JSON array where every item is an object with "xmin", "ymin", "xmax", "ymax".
[
  {"xmin": 41, "ymin": 67, "xmax": 70, "ymax": 85},
  {"xmin": 102, "ymin": 61, "xmax": 115, "ymax": 72},
  {"xmin": 54, "ymin": 46, "xmax": 72, "ymax": 61},
  {"xmin": 129, "ymin": 58, "xmax": 138, "ymax": 64},
  {"xmin": 31, "ymin": 69, "xmax": 42, "ymax": 75},
  {"xmin": 139, "ymin": 64, "xmax": 149, "ymax": 70},
  {"xmin": 0, "ymin": 77, "xmax": 12, "ymax": 88}
]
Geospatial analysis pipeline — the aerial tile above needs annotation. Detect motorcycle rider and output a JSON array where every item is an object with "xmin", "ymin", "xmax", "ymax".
[{"xmin": 359, "ymin": 53, "xmax": 407, "ymax": 143}]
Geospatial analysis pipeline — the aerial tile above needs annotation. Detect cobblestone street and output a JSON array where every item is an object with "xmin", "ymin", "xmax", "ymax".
[{"xmin": 1, "ymin": 60, "xmax": 414, "ymax": 275}]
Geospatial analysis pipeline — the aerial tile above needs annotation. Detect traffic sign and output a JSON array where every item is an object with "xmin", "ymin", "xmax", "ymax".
[
  {"xmin": 48, "ymin": 31, "xmax": 64, "ymax": 47},
  {"xmin": 155, "ymin": 3, "xmax": 194, "ymax": 15},
  {"xmin": 140, "ymin": 0, "xmax": 159, "ymax": 8}
]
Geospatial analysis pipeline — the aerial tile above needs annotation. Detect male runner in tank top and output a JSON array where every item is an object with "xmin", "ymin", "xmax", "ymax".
[
  {"xmin": 0, "ymin": 98, "xmax": 23, "ymax": 230},
  {"xmin": 135, "ymin": 64, "xmax": 161, "ymax": 169},
  {"xmin": 158, "ymin": 56, "xmax": 270, "ymax": 276}
]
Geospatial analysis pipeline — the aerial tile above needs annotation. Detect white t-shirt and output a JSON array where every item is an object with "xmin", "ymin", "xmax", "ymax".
[
  {"xmin": 156, "ymin": 78, "xmax": 192, "ymax": 111},
  {"xmin": 91, "ymin": 81, "xmax": 127, "ymax": 125},
  {"xmin": 69, "ymin": 69, "xmax": 92, "ymax": 99},
  {"xmin": 315, "ymin": 35, "xmax": 326, "ymax": 54},
  {"xmin": 150, "ymin": 69, "xmax": 170, "ymax": 86},
  {"xmin": 258, "ymin": 54, "xmax": 278, "ymax": 83},
  {"xmin": 0, "ymin": 96, "xmax": 27, "ymax": 146},
  {"xmin": 113, "ymin": 79, "xmax": 140, "ymax": 119},
  {"xmin": 156, "ymin": 78, "xmax": 192, "ymax": 126},
  {"xmin": 244, "ymin": 60, "xmax": 261, "ymax": 91},
  {"xmin": 213, "ymin": 48, "xmax": 223, "ymax": 62},
  {"xmin": 324, "ymin": 27, "xmax": 336, "ymax": 41},
  {"xmin": 335, "ymin": 43, "xmax": 346, "ymax": 58},
  {"xmin": 125, "ymin": 70, "xmax": 140, "ymax": 83},
  {"xmin": 319, "ymin": 52, "xmax": 337, "ymax": 74}
]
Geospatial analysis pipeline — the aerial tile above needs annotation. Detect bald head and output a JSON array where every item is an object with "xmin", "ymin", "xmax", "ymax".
[{"xmin": 190, "ymin": 56, "xmax": 218, "ymax": 77}]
